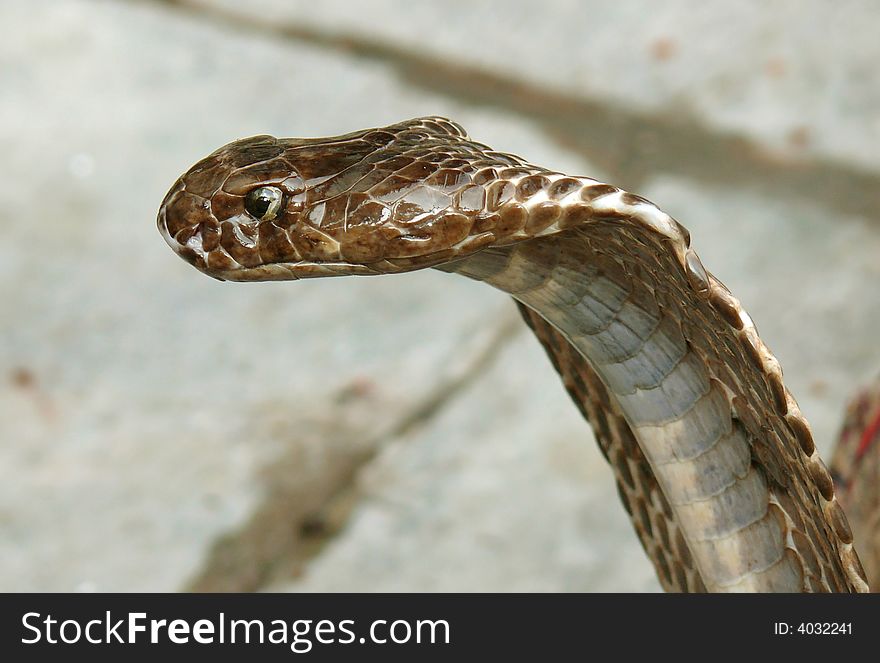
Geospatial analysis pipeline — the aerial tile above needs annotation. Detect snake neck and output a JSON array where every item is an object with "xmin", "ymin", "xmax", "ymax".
[{"xmin": 439, "ymin": 223, "xmax": 868, "ymax": 592}]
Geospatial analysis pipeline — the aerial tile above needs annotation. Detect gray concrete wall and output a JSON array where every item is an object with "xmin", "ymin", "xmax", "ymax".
[{"xmin": 1, "ymin": 0, "xmax": 878, "ymax": 592}]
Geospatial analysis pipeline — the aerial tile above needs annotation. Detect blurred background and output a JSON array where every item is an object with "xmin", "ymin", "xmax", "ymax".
[{"xmin": 1, "ymin": 0, "xmax": 879, "ymax": 592}]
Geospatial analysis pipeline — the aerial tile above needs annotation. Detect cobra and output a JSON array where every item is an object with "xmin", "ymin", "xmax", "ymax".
[{"xmin": 158, "ymin": 117, "xmax": 874, "ymax": 592}]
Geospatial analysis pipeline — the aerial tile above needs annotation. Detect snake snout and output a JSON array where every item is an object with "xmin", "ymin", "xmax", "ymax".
[{"xmin": 157, "ymin": 180, "xmax": 215, "ymax": 270}]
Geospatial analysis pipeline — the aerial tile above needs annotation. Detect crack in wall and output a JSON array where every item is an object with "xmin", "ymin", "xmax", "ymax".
[
  {"xmin": 153, "ymin": 0, "xmax": 880, "ymax": 220},
  {"xmin": 185, "ymin": 309, "xmax": 522, "ymax": 592}
]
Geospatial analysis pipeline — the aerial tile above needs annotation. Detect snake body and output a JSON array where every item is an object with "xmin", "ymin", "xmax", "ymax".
[{"xmin": 158, "ymin": 117, "xmax": 871, "ymax": 592}]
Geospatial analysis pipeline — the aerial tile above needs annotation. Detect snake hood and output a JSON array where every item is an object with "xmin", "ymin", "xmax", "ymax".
[{"xmin": 159, "ymin": 117, "xmax": 677, "ymax": 282}]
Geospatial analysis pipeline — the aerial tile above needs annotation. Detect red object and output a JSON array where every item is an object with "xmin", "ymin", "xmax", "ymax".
[{"xmin": 855, "ymin": 408, "xmax": 880, "ymax": 461}]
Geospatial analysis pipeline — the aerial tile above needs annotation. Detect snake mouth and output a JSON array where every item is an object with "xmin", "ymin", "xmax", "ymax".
[{"xmin": 207, "ymin": 261, "xmax": 389, "ymax": 281}]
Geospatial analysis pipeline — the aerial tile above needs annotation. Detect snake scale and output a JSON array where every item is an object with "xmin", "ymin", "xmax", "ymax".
[{"xmin": 158, "ymin": 117, "xmax": 874, "ymax": 592}]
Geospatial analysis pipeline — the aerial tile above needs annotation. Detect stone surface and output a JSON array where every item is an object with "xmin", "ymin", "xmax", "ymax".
[
  {"xmin": 273, "ymin": 332, "xmax": 658, "ymax": 593},
  {"xmin": 1, "ymin": 0, "xmax": 878, "ymax": 593}
]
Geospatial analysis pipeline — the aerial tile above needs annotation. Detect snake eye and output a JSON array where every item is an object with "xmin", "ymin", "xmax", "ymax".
[{"xmin": 244, "ymin": 186, "xmax": 283, "ymax": 221}]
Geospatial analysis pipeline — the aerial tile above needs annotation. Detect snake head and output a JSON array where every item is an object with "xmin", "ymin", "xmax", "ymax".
[
  {"xmin": 158, "ymin": 133, "xmax": 311, "ymax": 281},
  {"xmin": 158, "ymin": 117, "xmax": 555, "ymax": 281}
]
